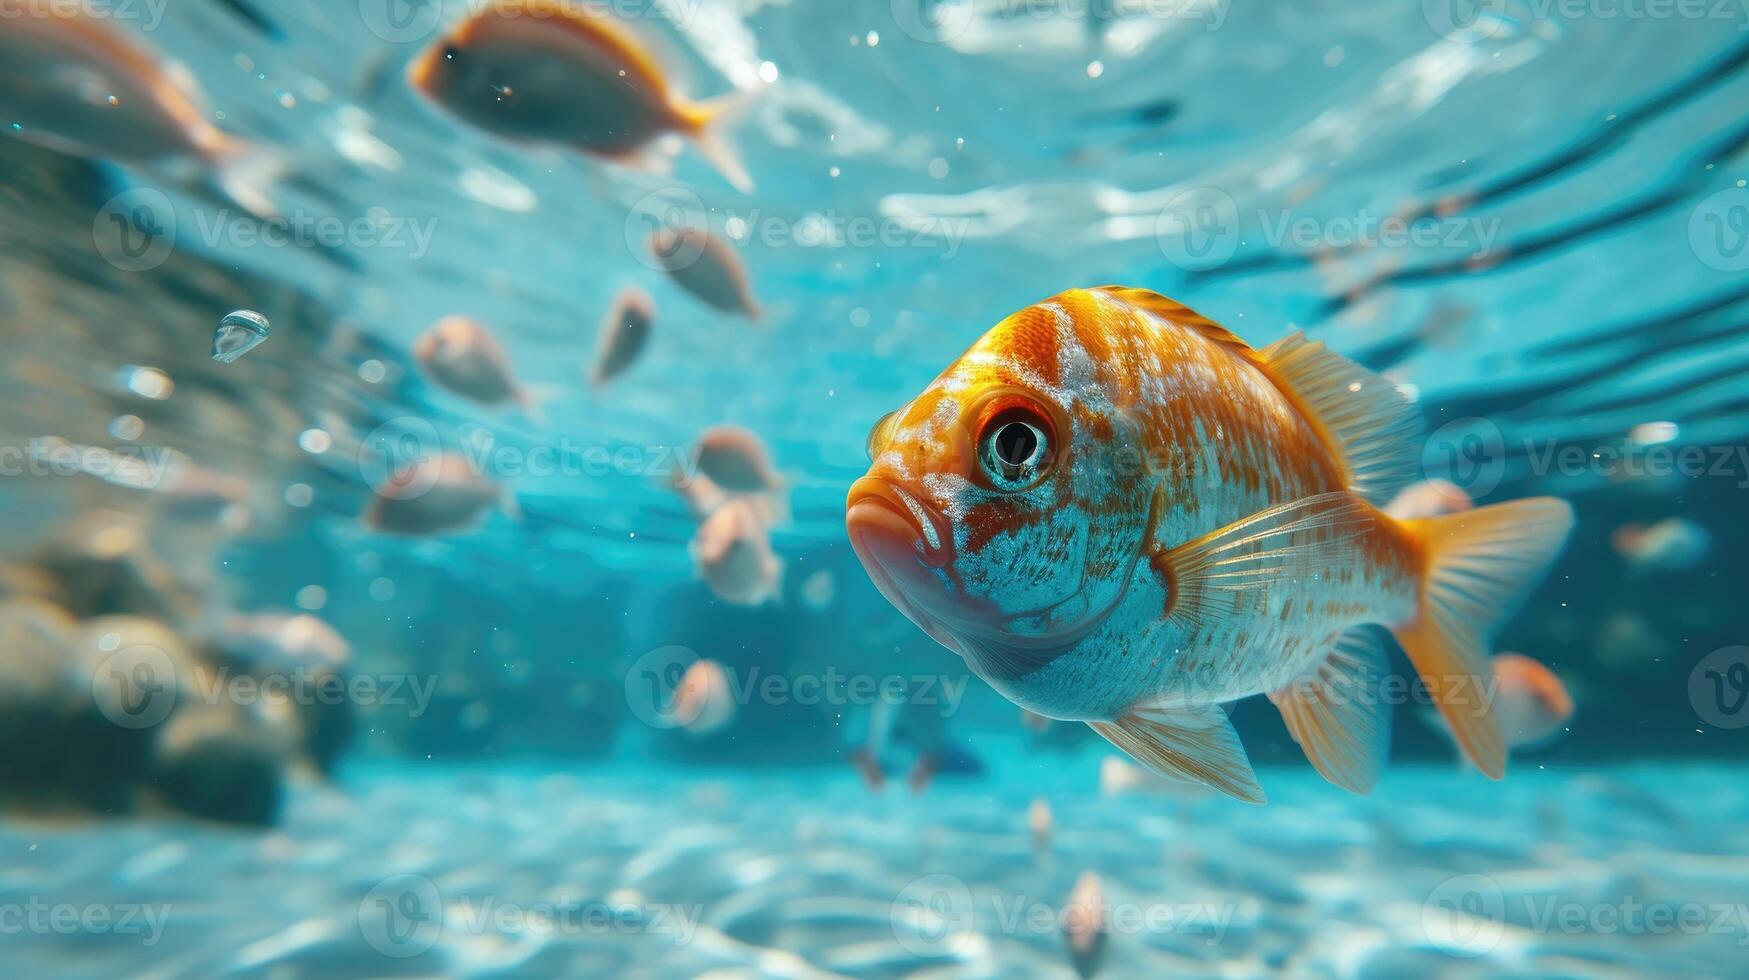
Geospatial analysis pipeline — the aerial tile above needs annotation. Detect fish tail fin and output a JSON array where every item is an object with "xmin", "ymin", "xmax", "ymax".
[
  {"xmin": 683, "ymin": 90, "xmax": 759, "ymax": 194},
  {"xmin": 1390, "ymin": 498, "xmax": 1574, "ymax": 779}
]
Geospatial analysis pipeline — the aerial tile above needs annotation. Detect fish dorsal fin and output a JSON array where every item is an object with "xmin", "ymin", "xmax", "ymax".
[
  {"xmin": 1091, "ymin": 286, "xmax": 1255, "ymax": 357},
  {"xmin": 1257, "ymin": 332, "xmax": 1423, "ymax": 505}
]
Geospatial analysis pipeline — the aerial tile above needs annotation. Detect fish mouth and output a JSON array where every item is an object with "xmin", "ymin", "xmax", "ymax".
[
  {"xmin": 846, "ymin": 477, "xmax": 961, "ymax": 638},
  {"xmin": 846, "ymin": 477, "xmax": 954, "ymax": 570}
]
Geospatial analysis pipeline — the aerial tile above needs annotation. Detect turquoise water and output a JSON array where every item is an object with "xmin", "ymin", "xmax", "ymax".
[{"xmin": 1, "ymin": 1, "xmax": 1747, "ymax": 977}]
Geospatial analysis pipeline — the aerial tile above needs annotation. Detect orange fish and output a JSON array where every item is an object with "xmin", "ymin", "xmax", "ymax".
[
  {"xmin": 1062, "ymin": 871, "xmax": 1109, "ymax": 979},
  {"xmin": 589, "ymin": 287, "xmax": 654, "ymax": 387},
  {"xmin": 0, "ymin": 5, "xmax": 277, "ymax": 213},
  {"xmin": 1028, "ymin": 796, "xmax": 1053, "ymax": 854},
  {"xmin": 364, "ymin": 452, "xmax": 514, "ymax": 535},
  {"xmin": 667, "ymin": 658, "xmax": 735, "ymax": 734},
  {"xmin": 691, "ymin": 497, "xmax": 782, "ymax": 605},
  {"xmin": 413, "ymin": 315, "xmax": 545, "ymax": 417},
  {"xmin": 847, "ymin": 286, "xmax": 1574, "ymax": 802},
  {"xmin": 1383, "ymin": 478, "xmax": 1473, "ymax": 522},
  {"xmin": 650, "ymin": 227, "xmax": 763, "ymax": 321},
  {"xmin": 1485, "ymin": 652, "xmax": 1574, "ymax": 750},
  {"xmin": 408, "ymin": 0, "xmax": 753, "ymax": 192},
  {"xmin": 694, "ymin": 425, "xmax": 784, "ymax": 493}
]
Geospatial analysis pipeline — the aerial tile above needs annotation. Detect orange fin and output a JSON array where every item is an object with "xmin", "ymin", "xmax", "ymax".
[
  {"xmin": 1268, "ymin": 625, "xmax": 1393, "ymax": 794},
  {"xmin": 1257, "ymin": 332, "xmax": 1423, "ymax": 505},
  {"xmin": 681, "ymin": 90, "xmax": 758, "ymax": 194},
  {"xmin": 1150, "ymin": 490, "xmax": 1374, "ymax": 632},
  {"xmin": 1391, "ymin": 498, "xmax": 1575, "ymax": 779},
  {"xmin": 1088, "ymin": 702, "xmax": 1264, "ymax": 804},
  {"xmin": 1091, "ymin": 286, "xmax": 1253, "ymax": 357}
]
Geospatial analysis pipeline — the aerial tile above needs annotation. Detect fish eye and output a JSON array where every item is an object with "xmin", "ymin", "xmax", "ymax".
[
  {"xmin": 443, "ymin": 44, "xmax": 461, "ymax": 61},
  {"xmin": 977, "ymin": 405, "xmax": 1053, "ymax": 492}
]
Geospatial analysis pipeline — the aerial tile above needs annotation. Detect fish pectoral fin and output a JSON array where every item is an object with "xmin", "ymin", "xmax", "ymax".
[
  {"xmin": 1089, "ymin": 702, "xmax": 1264, "ymax": 804},
  {"xmin": 1257, "ymin": 331, "xmax": 1422, "ymax": 504},
  {"xmin": 1150, "ymin": 491, "xmax": 1373, "ymax": 632},
  {"xmin": 1267, "ymin": 625, "xmax": 1393, "ymax": 795}
]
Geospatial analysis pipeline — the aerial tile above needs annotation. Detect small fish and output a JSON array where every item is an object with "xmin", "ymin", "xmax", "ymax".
[
  {"xmin": 364, "ymin": 452, "xmax": 514, "ymax": 536},
  {"xmin": 589, "ymin": 288, "xmax": 654, "ymax": 387},
  {"xmin": 1382, "ymin": 478, "xmax": 1473, "ymax": 522},
  {"xmin": 668, "ymin": 658, "xmax": 735, "ymax": 734},
  {"xmin": 1486, "ymin": 653, "xmax": 1574, "ymax": 750},
  {"xmin": 408, "ymin": 0, "xmax": 754, "ymax": 192},
  {"xmin": 1425, "ymin": 652, "xmax": 1573, "ymax": 759},
  {"xmin": 216, "ymin": 613, "xmax": 352, "ymax": 673},
  {"xmin": 0, "ymin": 6, "xmax": 277, "ymax": 214},
  {"xmin": 691, "ymin": 497, "xmax": 782, "ymax": 605},
  {"xmin": 212, "ymin": 309, "xmax": 270, "ymax": 363},
  {"xmin": 1062, "ymin": 871, "xmax": 1109, "ymax": 980},
  {"xmin": 650, "ymin": 228, "xmax": 763, "ymax": 321},
  {"xmin": 853, "ymin": 686, "xmax": 949, "ymax": 793},
  {"xmin": 1028, "ymin": 797, "xmax": 1053, "ymax": 854},
  {"xmin": 413, "ymin": 315, "xmax": 544, "ymax": 416},
  {"xmin": 669, "ymin": 468, "xmax": 729, "ymax": 520},
  {"xmin": 694, "ymin": 425, "xmax": 783, "ymax": 493},
  {"xmin": 1610, "ymin": 517, "xmax": 1711, "ymax": 572},
  {"xmin": 848, "ymin": 286, "xmax": 1574, "ymax": 802}
]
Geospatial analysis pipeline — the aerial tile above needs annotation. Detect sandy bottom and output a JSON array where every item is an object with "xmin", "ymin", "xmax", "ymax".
[{"xmin": 3, "ymin": 759, "xmax": 1745, "ymax": 978}]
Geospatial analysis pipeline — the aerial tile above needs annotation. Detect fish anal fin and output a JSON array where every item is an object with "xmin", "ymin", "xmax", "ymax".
[
  {"xmin": 1257, "ymin": 332, "xmax": 1423, "ymax": 504},
  {"xmin": 1150, "ymin": 491, "xmax": 1375, "ymax": 632},
  {"xmin": 1089, "ymin": 702, "xmax": 1264, "ymax": 804},
  {"xmin": 1268, "ymin": 625, "xmax": 1393, "ymax": 794}
]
